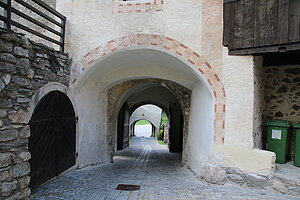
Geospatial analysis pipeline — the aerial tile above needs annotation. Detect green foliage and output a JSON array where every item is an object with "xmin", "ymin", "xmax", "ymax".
[
  {"xmin": 157, "ymin": 130, "xmax": 164, "ymax": 140},
  {"xmin": 160, "ymin": 111, "xmax": 169, "ymax": 125},
  {"xmin": 157, "ymin": 140, "xmax": 168, "ymax": 145},
  {"xmin": 135, "ymin": 120, "xmax": 150, "ymax": 125}
]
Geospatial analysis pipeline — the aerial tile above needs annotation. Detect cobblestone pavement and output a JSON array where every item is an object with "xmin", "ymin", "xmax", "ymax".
[{"xmin": 30, "ymin": 137, "xmax": 300, "ymax": 200}]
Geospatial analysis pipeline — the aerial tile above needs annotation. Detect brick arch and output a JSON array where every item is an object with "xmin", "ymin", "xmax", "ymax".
[{"xmin": 74, "ymin": 34, "xmax": 226, "ymax": 144}]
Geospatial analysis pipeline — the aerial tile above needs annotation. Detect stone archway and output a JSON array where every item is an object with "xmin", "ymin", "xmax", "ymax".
[
  {"xmin": 129, "ymin": 104, "xmax": 163, "ymax": 138},
  {"xmin": 108, "ymin": 79, "xmax": 190, "ymax": 154},
  {"xmin": 29, "ymin": 82, "xmax": 77, "ymax": 118},
  {"xmin": 72, "ymin": 34, "xmax": 226, "ymax": 144}
]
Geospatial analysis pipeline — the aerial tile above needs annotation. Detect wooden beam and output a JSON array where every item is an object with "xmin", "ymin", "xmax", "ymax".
[
  {"xmin": 224, "ymin": 0, "xmax": 240, "ymax": 4},
  {"xmin": 228, "ymin": 42, "xmax": 300, "ymax": 55}
]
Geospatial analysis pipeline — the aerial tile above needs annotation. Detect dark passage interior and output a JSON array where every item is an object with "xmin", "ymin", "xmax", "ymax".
[{"xmin": 117, "ymin": 84, "xmax": 184, "ymax": 153}]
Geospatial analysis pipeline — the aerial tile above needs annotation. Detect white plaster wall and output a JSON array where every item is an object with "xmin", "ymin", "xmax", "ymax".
[
  {"xmin": 56, "ymin": 0, "xmax": 73, "ymax": 48},
  {"xmin": 130, "ymin": 105, "xmax": 162, "ymax": 129},
  {"xmin": 222, "ymin": 48, "xmax": 254, "ymax": 148},
  {"xmin": 185, "ymin": 81, "xmax": 214, "ymax": 173},
  {"xmin": 74, "ymin": 83, "xmax": 110, "ymax": 168},
  {"xmin": 73, "ymin": 48, "xmax": 199, "ymax": 92},
  {"xmin": 57, "ymin": 0, "xmax": 202, "ymax": 63}
]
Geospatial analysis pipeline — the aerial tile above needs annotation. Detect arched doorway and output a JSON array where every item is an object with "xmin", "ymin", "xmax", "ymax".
[
  {"xmin": 114, "ymin": 82, "xmax": 186, "ymax": 153},
  {"xmin": 71, "ymin": 36, "xmax": 225, "ymax": 170},
  {"xmin": 29, "ymin": 91, "xmax": 76, "ymax": 189},
  {"xmin": 129, "ymin": 104, "xmax": 164, "ymax": 138},
  {"xmin": 133, "ymin": 120, "xmax": 153, "ymax": 137}
]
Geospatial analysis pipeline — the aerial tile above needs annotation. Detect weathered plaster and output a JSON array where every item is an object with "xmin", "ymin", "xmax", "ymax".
[
  {"xmin": 58, "ymin": 0, "xmax": 202, "ymax": 63},
  {"xmin": 222, "ymin": 49, "xmax": 255, "ymax": 148},
  {"xmin": 212, "ymin": 144, "xmax": 276, "ymax": 176},
  {"xmin": 185, "ymin": 81, "xmax": 214, "ymax": 173}
]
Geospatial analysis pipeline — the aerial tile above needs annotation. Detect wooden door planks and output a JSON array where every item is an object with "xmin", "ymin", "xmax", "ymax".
[
  {"xmin": 289, "ymin": 0, "xmax": 300, "ymax": 43},
  {"xmin": 243, "ymin": 0, "xmax": 255, "ymax": 47},
  {"xmin": 223, "ymin": 0, "xmax": 300, "ymax": 55},
  {"xmin": 278, "ymin": 0, "xmax": 290, "ymax": 44}
]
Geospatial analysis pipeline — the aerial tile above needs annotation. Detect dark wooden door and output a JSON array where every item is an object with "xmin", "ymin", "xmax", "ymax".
[
  {"xmin": 29, "ymin": 91, "xmax": 76, "ymax": 189},
  {"xmin": 117, "ymin": 102, "xmax": 130, "ymax": 150},
  {"xmin": 169, "ymin": 102, "xmax": 183, "ymax": 153},
  {"xmin": 117, "ymin": 103, "xmax": 126, "ymax": 150}
]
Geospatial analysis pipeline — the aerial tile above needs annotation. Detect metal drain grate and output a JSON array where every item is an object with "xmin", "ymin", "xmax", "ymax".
[{"xmin": 116, "ymin": 184, "xmax": 140, "ymax": 191}]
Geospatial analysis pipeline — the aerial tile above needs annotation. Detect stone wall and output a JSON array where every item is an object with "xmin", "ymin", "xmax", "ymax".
[
  {"xmin": 0, "ymin": 29, "xmax": 70, "ymax": 199},
  {"xmin": 263, "ymin": 65, "xmax": 300, "ymax": 123},
  {"xmin": 253, "ymin": 56, "xmax": 300, "ymax": 156},
  {"xmin": 263, "ymin": 64, "xmax": 300, "ymax": 159},
  {"xmin": 201, "ymin": 165, "xmax": 300, "ymax": 197}
]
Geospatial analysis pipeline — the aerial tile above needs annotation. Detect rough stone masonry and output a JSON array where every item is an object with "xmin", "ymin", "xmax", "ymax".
[{"xmin": 0, "ymin": 29, "xmax": 71, "ymax": 199}]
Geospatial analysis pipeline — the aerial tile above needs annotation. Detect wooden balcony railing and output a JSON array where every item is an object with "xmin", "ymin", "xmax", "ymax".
[{"xmin": 0, "ymin": 0, "xmax": 66, "ymax": 52}]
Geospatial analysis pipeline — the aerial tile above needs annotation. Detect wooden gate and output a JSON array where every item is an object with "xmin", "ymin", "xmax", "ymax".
[
  {"xmin": 117, "ymin": 102, "xmax": 129, "ymax": 150},
  {"xmin": 29, "ymin": 91, "xmax": 76, "ymax": 189}
]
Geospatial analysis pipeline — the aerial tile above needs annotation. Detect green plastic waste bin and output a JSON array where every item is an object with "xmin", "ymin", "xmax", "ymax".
[
  {"xmin": 294, "ymin": 123, "xmax": 300, "ymax": 167},
  {"xmin": 266, "ymin": 120, "xmax": 291, "ymax": 164}
]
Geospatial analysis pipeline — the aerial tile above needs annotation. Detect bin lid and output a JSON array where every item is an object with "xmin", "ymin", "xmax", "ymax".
[
  {"xmin": 265, "ymin": 119, "xmax": 291, "ymax": 127},
  {"xmin": 294, "ymin": 123, "xmax": 300, "ymax": 128}
]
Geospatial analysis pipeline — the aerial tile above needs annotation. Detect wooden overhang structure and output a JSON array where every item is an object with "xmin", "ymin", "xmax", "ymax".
[{"xmin": 223, "ymin": 0, "xmax": 300, "ymax": 56}]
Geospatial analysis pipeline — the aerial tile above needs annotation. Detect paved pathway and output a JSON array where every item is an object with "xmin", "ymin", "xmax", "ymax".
[{"xmin": 30, "ymin": 137, "xmax": 300, "ymax": 200}]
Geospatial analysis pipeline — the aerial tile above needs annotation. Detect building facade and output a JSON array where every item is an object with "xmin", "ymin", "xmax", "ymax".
[
  {"xmin": 56, "ymin": 0, "xmax": 275, "ymax": 175},
  {"xmin": 2, "ymin": 0, "xmax": 300, "ymax": 198}
]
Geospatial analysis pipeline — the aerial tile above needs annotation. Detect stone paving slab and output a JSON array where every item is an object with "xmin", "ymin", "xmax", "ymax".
[
  {"xmin": 30, "ymin": 137, "xmax": 300, "ymax": 200},
  {"xmin": 274, "ymin": 162, "xmax": 300, "ymax": 182}
]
